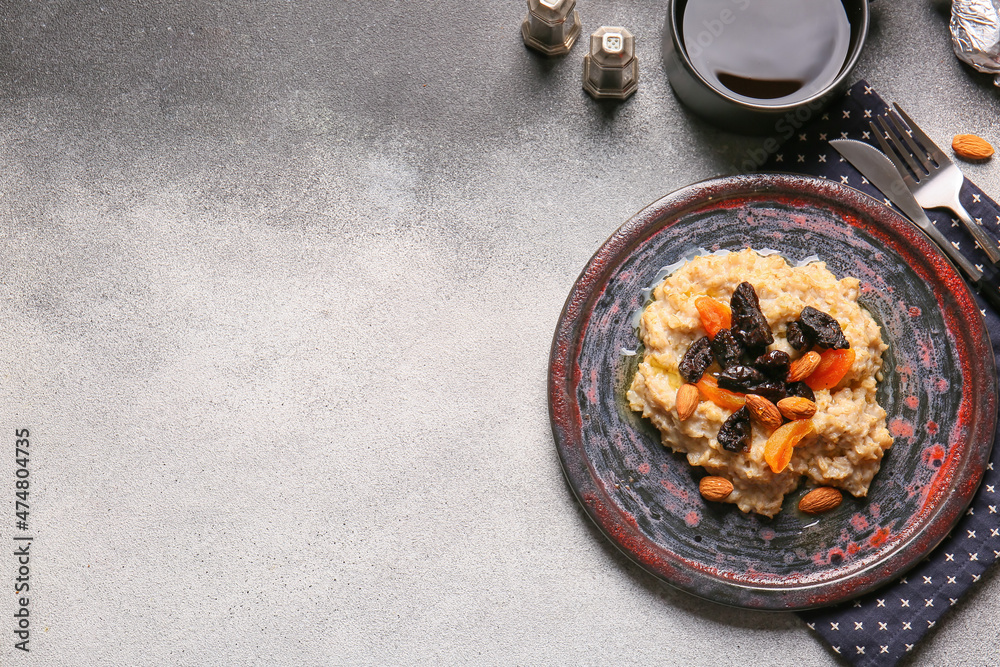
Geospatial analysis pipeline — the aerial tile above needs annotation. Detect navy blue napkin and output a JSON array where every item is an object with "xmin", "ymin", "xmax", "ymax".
[{"xmin": 760, "ymin": 80, "xmax": 1000, "ymax": 666}]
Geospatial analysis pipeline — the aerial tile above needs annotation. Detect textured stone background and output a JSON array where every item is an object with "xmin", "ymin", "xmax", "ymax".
[{"xmin": 1, "ymin": 1, "xmax": 998, "ymax": 664}]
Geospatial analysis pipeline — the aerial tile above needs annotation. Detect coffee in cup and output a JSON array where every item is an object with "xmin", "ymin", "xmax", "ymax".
[
  {"xmin": 683, "ymin": 0, "xmax": 852, "ymax": 104},
  {"xmin": 662, "ymin": 0, "xmax": 869, "ymax": 133}
]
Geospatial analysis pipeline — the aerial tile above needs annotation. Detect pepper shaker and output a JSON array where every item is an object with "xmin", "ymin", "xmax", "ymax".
[{"xmin": 583, "ymin": 27, "xmax": 638, "ymax": 100}]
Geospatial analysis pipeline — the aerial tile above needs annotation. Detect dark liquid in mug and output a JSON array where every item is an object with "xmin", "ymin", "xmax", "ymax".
[{"xmin": 681, "ymin": 0, "xmax": 852, "ymax": 104}]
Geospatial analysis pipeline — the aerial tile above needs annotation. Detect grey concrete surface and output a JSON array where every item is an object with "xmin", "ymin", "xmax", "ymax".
[{"xmin": 2, "ymin": 0, "xmax": 999, "ymax": 664}]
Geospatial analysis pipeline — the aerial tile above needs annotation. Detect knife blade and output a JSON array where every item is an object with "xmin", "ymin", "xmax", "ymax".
[{"xmin": 830, "ymin": 138, "xmax": 1000, "ymax": 311}]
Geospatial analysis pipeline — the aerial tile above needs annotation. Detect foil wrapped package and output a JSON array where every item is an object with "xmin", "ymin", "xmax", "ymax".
[{"xmin": 951, "ymin": 0, "xmax": 1000, "ymax": 86}]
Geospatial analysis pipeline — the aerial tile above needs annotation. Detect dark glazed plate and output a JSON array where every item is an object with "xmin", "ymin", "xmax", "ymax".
[{"xmin": 549, "ymin": 174, "xmax": 997, "ymax": 610}]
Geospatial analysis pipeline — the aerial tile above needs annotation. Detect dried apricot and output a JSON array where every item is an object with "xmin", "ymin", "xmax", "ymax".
[
  {"xmin": 764, "ymin": 419, "xmax": 815, "ymax": 473},
  {"xmin": 695, "ymin": 375, "xmax": 746, "ymax": 411},
  {"xmin": 804, "ymin": 348, "xmax": 856, "ymax": 390},
  {"xmin": 695, "ymin": 296, "xmax": 732, "ymax": 339}
]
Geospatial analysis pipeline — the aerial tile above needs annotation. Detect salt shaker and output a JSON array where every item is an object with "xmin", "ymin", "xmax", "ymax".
[{"xmin": 521, "ymin": 0, "xmax": 582, "ymax": 56}]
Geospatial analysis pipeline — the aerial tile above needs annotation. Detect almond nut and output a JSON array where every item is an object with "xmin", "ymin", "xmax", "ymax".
[
  {"xmin": 787, "ymin": 351, "xmax": 821, "ymax": 382},
  {"xmin": 699, "ymin": 476, "xmax": 734, "ymax": 501},
  {"xmin": 798, "ymin": 487, "xmax": 842, "ymax": 514},
  {"xmin": 675, "ymin": 383, "xmax": 700, "ymax": 421},
  {"xmin": 777, "ymin": 396, "xmax": 818, "ymax": 420},
  {"xmin": 953, "ymin": 134, "xmax": 995, "ymax": 161},
  {"xmin": 744, "ymin": 394, "xmax": 783, "ymax": 430}
]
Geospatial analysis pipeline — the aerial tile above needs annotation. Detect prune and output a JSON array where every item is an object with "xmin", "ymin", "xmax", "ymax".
[
  {"xmin": 679, "ymin": 336, "xmax": 714, "ymax": 383},
  {"xmin": 710, "ymin": 328, "xmax": 744, "ymax": 369},
  {"xmin": 786, "ymin": 381, "xmax": 816, "ymax": 402},
  {"xmin": 751, "ymin": 381, "xmax": 788, "ymax": 404},
  {"xmin": 798, "ymin": 306, "xmax": 850, "ymax": 350},
  {"xmin": 785, "ymin": 321, "xmax": 813, "ymax": 351},
  {"xmin": 717, "ymin": 365, "xmax": 767, "ymax": 393},
  {"xmin": 730, "ymin": 282, "xmax": 774, "ymax": 349},
  {"xmin": 753, "ymin": 350, "xmax": 790, "ymax": 380},
  {"xmin": 718, "ymin": 406, "xmax": 752, "ymax": 452}
]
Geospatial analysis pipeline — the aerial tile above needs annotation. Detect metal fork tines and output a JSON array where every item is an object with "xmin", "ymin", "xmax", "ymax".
[{"xmin": 871, "ymin": 104, "xmax": 1000, "ymax": 266}]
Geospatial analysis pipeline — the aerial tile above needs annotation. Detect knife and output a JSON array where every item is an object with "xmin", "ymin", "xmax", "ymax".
[{"xmin": 830, "ymin": 138, "xmax": 1000, "ymax": 311}]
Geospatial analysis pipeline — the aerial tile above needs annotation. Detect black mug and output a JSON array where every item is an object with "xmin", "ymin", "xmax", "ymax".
[{"xmin": 663, "ymin": 0, "xmax": 870, "ymax": 134}]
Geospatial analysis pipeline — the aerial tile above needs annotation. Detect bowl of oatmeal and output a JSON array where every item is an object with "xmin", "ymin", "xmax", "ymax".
[
  {"xmin": 628, "ymin": 249, "xmax": 893, "ymax": 518},
  {"xmin": 548, "ymin": 174, "xmax": 996, "ymax": 609}
]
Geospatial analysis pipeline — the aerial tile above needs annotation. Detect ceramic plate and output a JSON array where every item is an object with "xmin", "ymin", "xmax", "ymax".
[{"xmin": 549, "ymin": 174, "xmax": 997, "ymax": 610}]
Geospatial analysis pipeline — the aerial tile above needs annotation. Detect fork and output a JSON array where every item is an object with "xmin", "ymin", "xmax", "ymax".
[{"xmin": 872, "ymin": 104, "xmax": 1000, "ymax": 266}]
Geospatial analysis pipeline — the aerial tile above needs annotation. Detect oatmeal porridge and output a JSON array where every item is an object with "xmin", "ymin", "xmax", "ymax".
[{"xmin": 626, "ymin": 248, "xmax": 893, "ymax": 517}]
